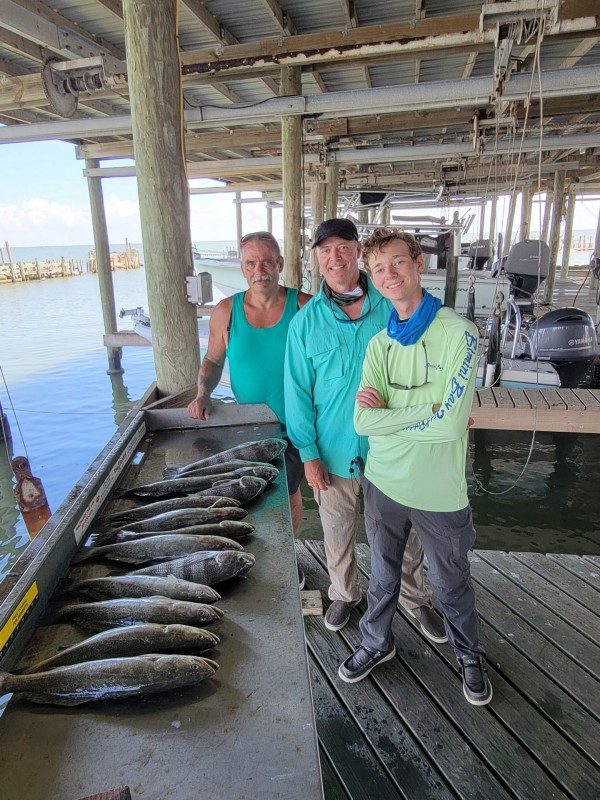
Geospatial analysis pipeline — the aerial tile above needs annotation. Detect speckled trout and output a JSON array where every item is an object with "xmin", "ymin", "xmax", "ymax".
[
  {"xmin": 0, "ymin": 654, "xmax": 218, "ymax": 705},
  {"xmin": 165, "ymin": 438, "xmax": 286, "ymax": 477},
  {"xmin": 21, "ymin": 624, "xmax": 220, "ymax": 673}
]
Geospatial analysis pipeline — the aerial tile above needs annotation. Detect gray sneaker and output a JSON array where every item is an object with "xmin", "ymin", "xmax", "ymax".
[
  {"xmin": 338, "ymin": 644, "xmax": 396, "ymax": 683},
  {"xmin": 407, "ymin": 606, "xmax": 448, "ymax": 643},
  {"xmin": 459, "ymin": 657, "xmax": 493, "ymax": 705},
  {"xmin": 324, "ymin": 599, "xmax": 360, "ymax": 631}
]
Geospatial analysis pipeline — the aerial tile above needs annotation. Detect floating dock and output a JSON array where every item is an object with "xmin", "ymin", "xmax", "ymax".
[{"xmin": 298, "ymin": 540, "xmax": 600, "ymax": 800}]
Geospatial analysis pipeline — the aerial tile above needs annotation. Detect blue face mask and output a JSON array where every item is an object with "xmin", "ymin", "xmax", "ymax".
[{"xmin": 386, "ymin": 289, "xmax": 442, "ymax": 346}]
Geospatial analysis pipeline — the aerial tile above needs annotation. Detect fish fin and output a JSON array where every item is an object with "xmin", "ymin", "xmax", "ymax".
[
  {"xmin": 70, "ymin": 549, "xmax": 96, "ymax": 565},
  {"xmin": 22, "ymin": 692, "xmax": 90, "ymax": 706},
  {"xmin": 90, "ymin": 528, "xmax": 120, "ymax": 546}
]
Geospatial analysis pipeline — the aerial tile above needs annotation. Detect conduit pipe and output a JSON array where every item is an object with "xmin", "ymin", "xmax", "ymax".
[{"xmin": 0, "ymin": 66, "xmax": 599, "ymax": 145}]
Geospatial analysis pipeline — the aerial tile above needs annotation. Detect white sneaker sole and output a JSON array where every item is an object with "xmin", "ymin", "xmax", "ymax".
[{"xmin": 463, "ymin": 682, "xmax": 493, "ymax": 706}]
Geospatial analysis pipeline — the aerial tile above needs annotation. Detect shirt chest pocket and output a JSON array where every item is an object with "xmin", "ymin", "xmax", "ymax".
[{"xmin": 306, "ymin": 340, "xmax": 344, "ymax": 380}]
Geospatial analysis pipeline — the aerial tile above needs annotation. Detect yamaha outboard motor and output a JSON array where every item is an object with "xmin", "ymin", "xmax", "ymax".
[{"xmin": 523, "ymin": 308, "xmax": 598, "ymax": 387}]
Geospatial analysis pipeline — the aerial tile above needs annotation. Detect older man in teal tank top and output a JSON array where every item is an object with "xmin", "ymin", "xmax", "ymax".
[{"xmin": 188, "ymin": 231, "xmax": 311, "ymax": 541}]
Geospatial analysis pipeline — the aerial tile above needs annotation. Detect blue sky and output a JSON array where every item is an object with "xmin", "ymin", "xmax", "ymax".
[
  {"xmin": 0, "ymin": 139, "xmax": 283, "ymax": 247},
  {"xmin": 1, "ymin": 139, "xmax": 598, "ymax": 249}
]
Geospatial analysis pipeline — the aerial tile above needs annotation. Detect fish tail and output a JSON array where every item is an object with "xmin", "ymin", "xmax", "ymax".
[
  {"xmin": 0, "ymin": 671, "xmax": 13, "ymax": 694},
  {"xmin": 162, "ymin": 468, "xmax": 179, "ymax": 479},
  {"xmin": 70, "ymin": 548, "xmax": 95, "ymax": 564}
]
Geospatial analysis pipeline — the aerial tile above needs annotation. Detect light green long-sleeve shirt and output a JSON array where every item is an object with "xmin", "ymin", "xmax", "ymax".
[
  {"xmin": 284, "ymin": 279, "xmax": 390, "ymax": 477},
  {"xmin": 354, "ymin": 307, "xmax": 478, "ymax": 511}
]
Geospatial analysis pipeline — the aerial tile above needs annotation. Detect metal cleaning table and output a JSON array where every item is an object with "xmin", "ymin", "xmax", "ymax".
[{"xmin": 0, "ymin": 402, "xmax": 323, "ymax": 800}]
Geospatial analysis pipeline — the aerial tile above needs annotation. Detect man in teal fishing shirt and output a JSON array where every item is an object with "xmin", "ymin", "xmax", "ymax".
[
  {"xmin": 187, "ymin": 232, "xmax": 311, "ymax": 583},
  {"xmin": 337, "ymin": 227, "xmax": 491, "ymax": 706},
  {"xmin": 284, "ymin": 219, "xmax": 445, "ymax": 641}
]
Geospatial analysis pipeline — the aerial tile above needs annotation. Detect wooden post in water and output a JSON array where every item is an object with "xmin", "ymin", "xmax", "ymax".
[
  {"xmin": 560, "ymin": 188, "xmax": 576, "ymax": 278},
  {"xmin": 504, "ymin": 190, "xmax": 517, "ymax": 253},
  {"xmin": 281, "ymin": 66, "xmax": 302, "ymax": 289},
  {"xmin": 5, "ymin": 242, "xmax": 16, "ymax": 283},
  {"xmin": 444, "ymin": 230, "xmax": 458, "ymax": 309},
  {"xmin": 543, "ymin": 171, "xmax": 566, "ymax": 305},
  {"xmin": 85, "ymin": 157, "xmax": 123, "ymax": 374},
  {"xmin": 541, "ymin": 191, "xmax": 554, "ymax": 243},
  {"xmin": 519, "ymin": 187, "xmax": 532, "ymax": 241},
  {"xmin": 488, "ymin": 196, "xmax": 497, "ymax": 245},
  {"xmin": 266, "ymin": 202, "xmax": 273, "ymax": 233},
  {"xmin": 310, "ymin": 178, "xmax": 325, "ymax": 294},
  {"xmin": 122, "ymin": 0, "xmax": 200, "ymax": 394},
  {"xmin": 235, "ymin": 192, "xmax": 242, "ymax": 249},
  {"xmin": 325, "ymin": 161, "xmax": 339, "ymax": 221}
]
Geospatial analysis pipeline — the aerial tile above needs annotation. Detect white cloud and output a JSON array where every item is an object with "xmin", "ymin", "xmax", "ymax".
[{"xmin": 1, "ymin": 197, "xmax": 92, "ymax": 245}]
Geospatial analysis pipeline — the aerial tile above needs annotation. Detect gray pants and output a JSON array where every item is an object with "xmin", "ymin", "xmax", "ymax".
[
  {"xmin": 314, "ymin": 474, "xmax": 432, "ymax": 610},
  {"xmin": 359, "ymin": 477, "xmax": 485, "ymax": 661}
]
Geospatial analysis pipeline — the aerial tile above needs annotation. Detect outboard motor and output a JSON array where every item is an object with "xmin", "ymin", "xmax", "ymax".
[{"xmin": 523, "ymin": 308, "xmax": 598, "ymax": 387}]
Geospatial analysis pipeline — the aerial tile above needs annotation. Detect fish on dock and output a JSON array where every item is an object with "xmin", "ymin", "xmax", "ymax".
[
  {"xmin": 122, "ymin": 464, "xmax": 279, "ymax": 498},
  {"xmin": 20, "ymin": 623, "xmax": 220, "ymax": 673},
  {"xmin": 58, "ymin": 574, "xmax": 221, "ymax": 603},
  {"xmin": 48, "ymin": 597, "xmax": 224, "ymax": 632},
  {"xmin": 73, "ymin": 534, "xmax": 245, "ymax": 564},
  {"xmin": 104, "ymin": 494, "xmax": 240, "ymax": 525},
  {"xmin": 164, "ymin": 459, "xmax": 278, "ymax": 479},
  {"xmin": 132, "ymin": 549, "xmax": 256, "ymax": 585},
  {"xmin": 103, "ymin": 506, "xmax": 249, "ymax": 536},
  {"xmin": 165, "ymin": 438, "xmax": 286, "ymax": 477},
  {"xmin": 113, "ymin": 520, "xmax": 256, "ymax": 543},
  {"xmin": 194, "ymin": 476, "xmax": 267, "ymax": 504},
  {"xmin": 0, "ymin": 653, "xmax": 218, "ymax": 706}
]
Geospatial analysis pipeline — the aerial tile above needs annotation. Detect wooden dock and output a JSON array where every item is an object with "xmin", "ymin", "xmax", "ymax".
[
  {"xmin": 472, "ymin": 387, "xmax": 600, "ymax": 433},
  {"xmin": 298, "ymin": 540, "xmax": 600, "ymax": 800}
]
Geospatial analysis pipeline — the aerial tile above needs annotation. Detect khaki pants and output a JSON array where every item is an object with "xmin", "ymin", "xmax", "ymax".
[{"xmin": 313, "ymin": 474, "xmax": 432, "ymax": 609}]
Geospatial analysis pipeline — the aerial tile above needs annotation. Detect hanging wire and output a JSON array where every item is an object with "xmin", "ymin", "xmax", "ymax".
[
  {"xmin": 472, "ymin": 0, "xmax": 549, "ymax": 497},
  {"xmin": 0, "ymin": 362, "xmax": 29, "ymax": 462}
]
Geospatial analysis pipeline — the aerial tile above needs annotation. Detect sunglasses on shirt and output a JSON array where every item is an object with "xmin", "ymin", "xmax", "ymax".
[{"xmin": 385, "ymin": 339, "xmax": 429, "ymax": 390}]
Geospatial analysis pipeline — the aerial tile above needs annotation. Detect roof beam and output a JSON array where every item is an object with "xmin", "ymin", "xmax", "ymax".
[
  {"xmin": 257, "ymin": 0, "xmax": 296, "ymax": 36},
  {"xmin": 181, "ymin": 0, "xmax": 238, "ymax": 45},
  {"xmin": 0, "ymin": 0, "xmax": 124, "ymax": 60}
]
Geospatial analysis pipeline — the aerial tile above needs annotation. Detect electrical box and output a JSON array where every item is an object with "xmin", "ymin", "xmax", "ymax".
[{"xmin": 186, "ymin": 272, "xmax": 213, "ymax": 305}]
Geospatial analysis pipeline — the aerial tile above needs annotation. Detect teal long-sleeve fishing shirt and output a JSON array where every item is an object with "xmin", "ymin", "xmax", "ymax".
[{"xmin": 284, "ymin": 278, "xmax": 390, "ymax": 478}]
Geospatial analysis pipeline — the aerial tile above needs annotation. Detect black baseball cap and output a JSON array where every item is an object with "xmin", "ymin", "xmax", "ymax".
[{"xmin": 312, "ymin": 218, "xmax": 359, "ymax": 248}]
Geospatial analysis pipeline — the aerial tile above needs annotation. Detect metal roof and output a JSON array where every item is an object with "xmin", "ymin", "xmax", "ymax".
[{"xmin": 0, "ymin": 0, "xmax": 598, "ymax": 199}]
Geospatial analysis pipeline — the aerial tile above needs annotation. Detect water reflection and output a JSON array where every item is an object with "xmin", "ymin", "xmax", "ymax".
[
  {"xmin": 109, "ymin": 370, "xmax": 133, "ymax": 426},
  {"xmin": 469, "ymin": 431, "xmax": 600, "ymax": 554},
  {"xmin": 0, "ymin": 436, "xmax": 29, "ymax": 576}
]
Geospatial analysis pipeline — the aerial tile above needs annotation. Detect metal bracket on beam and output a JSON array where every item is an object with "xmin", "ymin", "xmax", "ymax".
[{"xmin": 41, "ymin": 55, "xmax": 127, "ymax": 118}]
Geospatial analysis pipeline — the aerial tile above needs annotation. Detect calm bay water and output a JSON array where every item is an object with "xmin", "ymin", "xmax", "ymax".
[{"xmin": 0, "ymin": 245, "xmax": 599, "ymax": 586}]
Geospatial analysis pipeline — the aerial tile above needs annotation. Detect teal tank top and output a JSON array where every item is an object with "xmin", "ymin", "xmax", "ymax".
[{"xmin": 227, "ymin": 288, "xmax": 299, "ymax": 429}]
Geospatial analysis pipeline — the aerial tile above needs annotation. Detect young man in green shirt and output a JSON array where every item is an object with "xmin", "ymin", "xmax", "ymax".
[{"xmin": 337, "ymin": 227, "xmax": 492, "ymax": 706}]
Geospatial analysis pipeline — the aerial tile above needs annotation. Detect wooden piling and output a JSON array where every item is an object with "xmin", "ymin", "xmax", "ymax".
[
  {"xmin": 541, "ymin": 191, "xmax": 553, "ymax": 243},
  {"xmin": 122, "ymin": 0, "xmax": 200, "ymax": 394},
  {"xmin": 85, "ymin": 157, "xmax": 123, "ymax": 374},
  {"xmin": 310, "ymin": 178, "xmax": 325, "ymax": 294},
  {"xmin": 519, "ymin": 187, "xmax": 532, "ymax": 241},
  {"xmin": 543, "ymin": 171, "xmax": 566, "ymax": 305},
  {"xmin": 5, "ymin": 241, "xmax": 16, "ymax": 283},
  {"xmin": 235, "ymin": 192, "xmax": 242, "ymax": 248},
  {"xmin": 325, "ymin": 161, "xmax": 338, "ymax": 221},
  {"xmin": 560, "ymin": 188, "xmax": 576, "ymax": 278},
  {"xmin": 281, "ymin": 66, "xmax": 303, "ymax": 289},
  {"xmin": 504, "ymin": 190, "xmax": 518, "ymax": 252}
]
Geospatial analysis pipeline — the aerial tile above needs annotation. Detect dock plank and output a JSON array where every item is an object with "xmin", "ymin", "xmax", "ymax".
[
  {"xmin": 511, "ymin": 552, "xmax": 600, "ymax": 615},
  {"xmin": 299, "ymin": 542, "xmax": 600, "ymax": 799},
  {"xmin": 478, "ymin": 551, "xmax": 600, "ymax": 642},
  {"xmin": 547, "ymin": 554, "xmax": 600, "ymax": 589},
  {"xmin": 302, "ymin": 545, "xmax": 510, "ymax": 800},
  {"xmin": 470, "ymin": 555, "xmax": 600, "ymax": 696},
  {"xmin": 307, "ymin": 542, "xmax": 579, "ymax": 800},
  {"xmin": 309, "ymin": 659, "xmax": 401, "ymax": 800}
]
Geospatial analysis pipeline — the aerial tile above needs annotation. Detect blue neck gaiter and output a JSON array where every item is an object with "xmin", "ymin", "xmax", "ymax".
[{"xmin": 387, "ymin": 289, "xmax": 442, "ymax": 346}]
